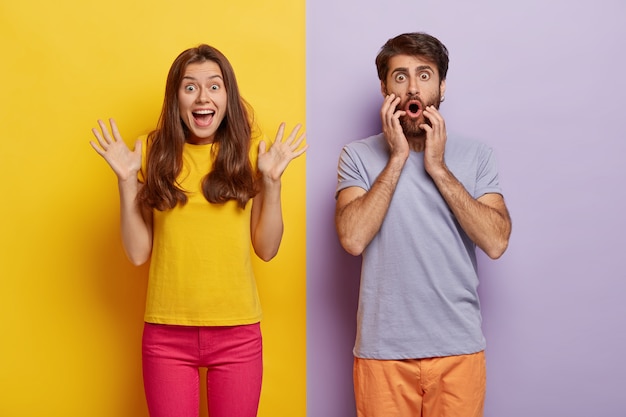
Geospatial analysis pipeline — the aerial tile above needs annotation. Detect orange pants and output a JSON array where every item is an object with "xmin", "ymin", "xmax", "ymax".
[{"xmin": 354, "ymin": 351, "xmax": 486, "ymax": 417}]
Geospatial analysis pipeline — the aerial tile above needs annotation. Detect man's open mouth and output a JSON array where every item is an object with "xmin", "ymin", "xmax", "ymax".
[{"xmin": 405, "ymin": 100, "xmax": 422, "ymax": 118}]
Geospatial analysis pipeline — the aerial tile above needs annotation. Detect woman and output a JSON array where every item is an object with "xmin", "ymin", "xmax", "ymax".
[{"xmin": 90, "ymin": 44, "xmax": 306, "ymax": 417}]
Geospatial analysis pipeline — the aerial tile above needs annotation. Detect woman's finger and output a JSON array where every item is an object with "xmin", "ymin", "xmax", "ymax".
[
  {"xmin": 285, "ymin": 124, "xmax": 303, "ymax": 144},
  {"xmin": 109, "ymin": 118, "xmax": 122, "ymax": 141},
  {"xmin": 274, "ymin": 122, "xmax": 286, "ymax": 143},
  {"xmin": 289, "ymin": 132, "xmax": 306, "ymax": 150}
]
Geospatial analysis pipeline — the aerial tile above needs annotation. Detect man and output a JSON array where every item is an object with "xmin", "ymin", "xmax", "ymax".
[{"xmin": 335, "ymin": 32, "xmax": 512, "ymax": 417}]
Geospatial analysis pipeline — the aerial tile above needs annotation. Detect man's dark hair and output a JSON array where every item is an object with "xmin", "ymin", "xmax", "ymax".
[{"xmin": 375, "ymin": 32, "xmax": 449, "ymax": 82}]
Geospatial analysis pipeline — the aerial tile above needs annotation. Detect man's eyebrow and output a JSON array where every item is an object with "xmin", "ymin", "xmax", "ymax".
[
  {"xmin": 415, "ymin": 65, "xmax": 434, "ymax": 72},
  {"xmin": 390, "ymin": 67, "xmax": 409, "ymax": 75},
  {"xmin": 390, "ymin": 65, "xmax": 434, "ymax": 74}
]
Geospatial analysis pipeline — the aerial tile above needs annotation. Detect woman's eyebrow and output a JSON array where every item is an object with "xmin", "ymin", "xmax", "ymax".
[{"xmin": 182, "ymin": 74, "xmax": 224, "ymax": 81}]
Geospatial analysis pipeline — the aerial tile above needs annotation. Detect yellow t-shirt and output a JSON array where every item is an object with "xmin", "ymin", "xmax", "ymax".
[{"xmin": 139, "ymin": 133, "xmax": 264, "ymax": 326}]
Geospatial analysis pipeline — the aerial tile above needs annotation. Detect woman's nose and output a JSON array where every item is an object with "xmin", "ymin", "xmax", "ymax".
[{"xmin": 196, "ymin": 87, "xmax": 211, "ymax": 103}]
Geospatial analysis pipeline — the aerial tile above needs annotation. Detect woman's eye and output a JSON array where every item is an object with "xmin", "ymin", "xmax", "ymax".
[
  {"xmin": 185, "ymin": 85, "xmax": 196, "ymax": 92},
  {"xmin": 210, "ymin": 84, "xmax": 220, "ymax": 91}
]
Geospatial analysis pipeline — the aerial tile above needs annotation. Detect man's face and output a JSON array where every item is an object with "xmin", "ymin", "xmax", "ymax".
[{"xmin": 381, "ymin": 54, "xmax": 446, "ymax": 137}]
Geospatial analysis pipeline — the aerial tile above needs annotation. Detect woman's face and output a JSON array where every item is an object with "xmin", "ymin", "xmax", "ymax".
[{"xmin": 177, "ymin": 60, "xmax": 228, "ymax": 144}]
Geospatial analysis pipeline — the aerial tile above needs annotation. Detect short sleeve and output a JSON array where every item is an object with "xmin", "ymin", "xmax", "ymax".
[
  {"xmin": 336, "ymin": 145, "xmax": 369, "ymax": 198},
  {"xmin": 475, "ymin": 145, "xmax": 502, "ymax": 198}
]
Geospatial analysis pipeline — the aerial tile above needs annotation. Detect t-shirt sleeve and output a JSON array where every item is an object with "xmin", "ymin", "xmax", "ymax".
[
  {"xmin": 336, "ymin": 145, "xmax": 368, "ymax": 198},
  {"xmin": 475, "ymin": 145, "xmax": 503, "ymax": 198}
]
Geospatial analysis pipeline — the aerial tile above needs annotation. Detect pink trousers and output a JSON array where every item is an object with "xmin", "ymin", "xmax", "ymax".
[{"xmin": 142, "ymin": 322, "xmax": 263, "ymax": 417}]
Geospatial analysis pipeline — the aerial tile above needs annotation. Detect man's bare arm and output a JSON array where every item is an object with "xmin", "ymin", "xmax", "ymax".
[
  {"xmin": 429, "ymin": 168, "xmax": 511, "ymax": 258},
  {"xmin": 335, "ymin": 155, "xmax": 406, "ymax": 256},
  {"xmin": 421, "ymin": 106, "xmax": 511, "ymax": 259}
]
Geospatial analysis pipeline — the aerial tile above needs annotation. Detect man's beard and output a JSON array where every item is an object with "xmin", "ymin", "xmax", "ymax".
[{"xmin": 399, "ymin": 92, "xmax": 442, "ymax": 138}]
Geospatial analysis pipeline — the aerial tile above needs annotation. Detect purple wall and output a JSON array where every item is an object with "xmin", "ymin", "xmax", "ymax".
[{"xmin": 306, "ymin": 1, "xmax": 626, "ymax": 416}]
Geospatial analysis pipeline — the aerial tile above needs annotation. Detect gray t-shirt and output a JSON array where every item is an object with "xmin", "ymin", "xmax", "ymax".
[{"xmin": 336, "ymin": 133, "xmax": 503, "ymax": 359}]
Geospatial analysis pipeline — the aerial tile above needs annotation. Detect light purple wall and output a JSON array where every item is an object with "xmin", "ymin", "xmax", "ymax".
[{"xmin": 306, "ymin": 1, "xmax": 626, "ymax": 416}]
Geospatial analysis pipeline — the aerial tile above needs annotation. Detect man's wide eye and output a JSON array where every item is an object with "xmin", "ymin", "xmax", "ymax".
[{"xmin": 420, "ymin": 72, "xmax": 430, "ymax": 81}]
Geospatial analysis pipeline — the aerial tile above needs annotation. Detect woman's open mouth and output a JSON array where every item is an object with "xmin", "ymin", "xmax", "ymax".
[{"xmin": 192, "ymin": 109, "xmax": 215, "ymax": 127}]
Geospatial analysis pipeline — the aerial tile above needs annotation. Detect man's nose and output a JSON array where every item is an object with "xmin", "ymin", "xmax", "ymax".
[{"xmin": 408, "ymin": 78, "xmax": 419, "ymax": 95}]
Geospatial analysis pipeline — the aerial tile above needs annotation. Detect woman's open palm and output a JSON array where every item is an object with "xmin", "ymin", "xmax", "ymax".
[
  {"xmin": 257, "ymin": 123, "xmax": 307, "ymax": 182},
  {"xmin": 90, "ymin": 118, "xmax": 142, "ymax": 181}
]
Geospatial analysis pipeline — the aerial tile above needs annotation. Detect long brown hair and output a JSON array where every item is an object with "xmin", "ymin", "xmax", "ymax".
[{"xmin": 138, "ymin": 44, "xmax": 257, "ymax": 210}]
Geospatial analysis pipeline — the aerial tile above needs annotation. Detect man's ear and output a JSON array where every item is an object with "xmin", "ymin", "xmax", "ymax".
[
  {"xmin": 380, "ymin": 80, "xmax": 388, "ymax": 97},
  {"xmin": 440, "ymin": 79, "xmax": 446, "ymax": 97}
]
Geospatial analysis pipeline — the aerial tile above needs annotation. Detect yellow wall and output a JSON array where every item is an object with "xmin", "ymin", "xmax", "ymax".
[{"xmin": 0, "ymin": 1, "xmax": 306, "ymax": 415}]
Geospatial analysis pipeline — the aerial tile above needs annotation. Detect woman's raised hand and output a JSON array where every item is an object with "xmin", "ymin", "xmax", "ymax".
[
  {"xmin": 90, "ymin": 118, "xmax": 142, "ymax": 181},
  {"xmin": 257, "ymin": 123, "xmax": 307, "ymax": 182}
]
